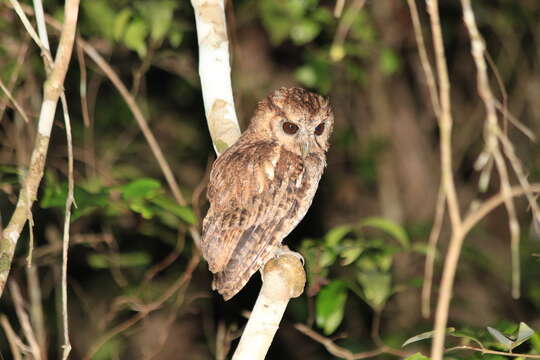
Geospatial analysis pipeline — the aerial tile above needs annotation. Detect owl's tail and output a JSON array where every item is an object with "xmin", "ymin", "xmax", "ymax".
[{"xmin": 212, "ymin": 269, "xmax": 253, "ymax": 301}]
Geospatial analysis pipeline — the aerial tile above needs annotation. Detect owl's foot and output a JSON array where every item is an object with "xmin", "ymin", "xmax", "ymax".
[{"xmin": 273, "ymin": 245, "xmax": 304, "ymax": 265}]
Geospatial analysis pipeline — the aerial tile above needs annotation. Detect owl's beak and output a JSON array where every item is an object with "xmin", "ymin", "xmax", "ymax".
[{"xmin": 300, "ymin": 139, "xmax": 310, "ymax": 159}]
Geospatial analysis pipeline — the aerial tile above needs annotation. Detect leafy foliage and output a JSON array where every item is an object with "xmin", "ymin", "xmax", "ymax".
[
  {"xmin": 402, "ymin": 323, "xmax": 538, "ymax": 358},
  {"xmin": 302, "ymin": 217, "xmax": 416, "ymax": 333}
]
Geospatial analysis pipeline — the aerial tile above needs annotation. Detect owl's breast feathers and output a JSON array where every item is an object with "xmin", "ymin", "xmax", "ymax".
[{"xmin": 201, "ymin": 139, "xmax": 325, "ymax": 300}]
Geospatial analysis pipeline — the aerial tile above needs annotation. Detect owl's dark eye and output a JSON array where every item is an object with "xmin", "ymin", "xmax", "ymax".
[
  {"xmin": 283, "ymin": 122, "xmax": 299, "ymax": 135},
  {"xmin": 314, "ymin": 123, "xmax": 325, "ymax": 135}
]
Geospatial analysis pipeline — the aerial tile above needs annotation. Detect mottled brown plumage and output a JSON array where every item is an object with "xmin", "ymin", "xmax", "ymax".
[{"xmin": 201, "ymin": 87, "xmax": 334, "ymax": 300}]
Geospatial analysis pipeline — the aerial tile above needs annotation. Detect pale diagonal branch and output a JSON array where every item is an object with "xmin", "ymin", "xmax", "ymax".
[{"xmin": 0, "ymin": 0, "xmax": 80, "ymax": 298}]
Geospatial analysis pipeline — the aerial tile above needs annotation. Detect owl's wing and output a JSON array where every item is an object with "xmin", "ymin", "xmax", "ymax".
[{"xmin": 201, "ymin": 141, "xmax": 321, "ymax": 300}]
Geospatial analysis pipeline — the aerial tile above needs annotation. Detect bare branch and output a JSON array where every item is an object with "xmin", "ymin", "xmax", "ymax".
[
  {"xmin": 295, "ymin": 323, "xmax": 392, "ymax": 360},
  {"xmin": 233, "ymin": 254, "xmax": 305, "ymax": 360},
  {"xmin": 191, "ymin": 0, "xmax": 241, "ymax": 155},
  {"xmin": 0, "ymin": 0, "xmax": 80, "ymax": 297},
  {"xmin": 10, "ymin": 281, "xmax": 42, "ymax": 360},
  {"xmin": 446, "ymin": 345, "xmax": 540, "ymax": 359},
  {"xmin": 0, "ymin": 314, "xmax": 26, "ymax": 360}
]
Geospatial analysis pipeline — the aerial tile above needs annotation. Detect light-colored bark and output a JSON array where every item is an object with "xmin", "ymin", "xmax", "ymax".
[
  {"xmin": 0, "ymin": 0, "xmax": 80, "ymax": 297},
  {"xmin": 190, "ymin": 1, "xmax": 306, "ymax": 358},
  {"xmin": 233, "ymin": 255, "xmax": 305, "ymax": 360},
  {"xmin": 191, "ymin": 0, "xmax": 241, "ymax": 155}
]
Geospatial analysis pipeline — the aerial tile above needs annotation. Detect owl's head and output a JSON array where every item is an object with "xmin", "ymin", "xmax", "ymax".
[{"xmin": 250, "ymin": 87, "xmax": 334, "ymax": 158}]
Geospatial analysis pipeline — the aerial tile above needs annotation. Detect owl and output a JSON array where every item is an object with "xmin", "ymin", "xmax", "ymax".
[{"xmin": 201, "ymin": 87, "xmax": 334, "ymax": 300}]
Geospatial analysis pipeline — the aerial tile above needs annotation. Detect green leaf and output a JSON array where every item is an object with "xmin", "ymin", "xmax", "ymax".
[
  {"xmin": 404, "ymin": 353, "xmax": 431, "ymax": 360},
  {"xmin": 290, "ymin": 19, "xmax": 320, "ymax": 45},
  {"xmin": 357, "ymin": 271, "xmax": 391, "ymax": 309},
  {"xmin": 451, "ymin": 329, "xmax": 486, "ymax": 349},
  {"xmin": 339, "ymin": 242, "xmax": 364, "ymax": 266},
  {"xmin": 319, "ymin": 247, "xmax": 338, "ymax": 267},
  {"xmin": 259, "ymin": 0, "xmax": 293, "ymax": 45},
  {"xmin": 359, "ymin": 217, "xmax": 410, "ymax": 248},
  {"xmin": 123, "ymin": 18, "xmax": 149, "ymax": 57},
  {"xmin": 151, "ymin": 196, "xmax": 197, "ymax": 225},
  {"xmin": 0, "ymin": 165, "xmax": 18, "ymax": 175},
  {"xmin": 168, "ymin": 26, "xmax": 183, "ymax": 47},
  {"xmin": 88, "ymin": 252, "xmax": 152, "ymax": 269},
  {"xmin": 380, "ymin": 48, "xmax": 401, "ymax": 75},
  {"xmin": 121, "ymin": 178, "xmax": 161, "ymax": 201},
  {"xmin": 92, "ymin": 338, "xmax": 124, "ymax": 360},
  {"xmin": 135, "ymin": 0, "xmax": 178, "ymax": 41},
  {"xmin": 530, "ymin": 333, "xmax": 540, "ymax": 353},
  {"xmin": 330, "ymin": 45, "xmax": 346, "ymax": 62},
  {"xmin": 402, "ymin": 328, "xmax": 455, "ymax": 348},
  {"xmin": 514, "ymin": 322, "xmax": 535, "ymax": 348},
  {"xmin": 487, "ymin": 327, "xmax": 514, "ymax": 351},
  {"xmin": 325, "ymin": 225, "xmax": 353, "ymax": 247},
  {"xmin": 128, "ymin": 201, "xmax": 155, "ymax": 219},
  {"xmin": 113, "ymin": 9, "xmax": 132, "ymax": 41},
  {"xmin": 316, "ymin": 280, "xmax": 348, "ymax": 335},
  {"xmin": 295, "ymin": 65, "xmax": 318, "ymax": 88},
  {"xmin": 82, "ymin": 0, "xmax": 115, "ymax": 39},
  {"xmin": 40, "ymin": 175, "xmax": 110, "ymax": 221}
]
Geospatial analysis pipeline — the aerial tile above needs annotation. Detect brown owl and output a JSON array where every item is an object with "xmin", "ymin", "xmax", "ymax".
[{"xmin": 201, "ymin": 87, "xmax": 334, "ymax": 300}]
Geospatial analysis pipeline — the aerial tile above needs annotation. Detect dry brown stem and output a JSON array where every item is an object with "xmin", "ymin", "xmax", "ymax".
[
  {"xmin": 295, "ymin": 323, "xmax": 410, "ymax": 360},
  {"xmin": 0, "ymin": 77, "xmax": 30, "ymax": 123},
  {"xmin": 84, "ymin": 253, "xmax": 200, "ymax": 360},
  {"xmin": 423, "ymin": 0, "xmax": 462, "ymax": 355},
  {"xmin": 446, "ymin": 345, "xmax": 540, "ymax": 359},
  {"xmin": 0, "ymin": 314, "xmax": 26, "ymax": 360},
  {"xmin": 10, "ymin": 281, "xmax": 42, "ymax": 360},
  {"xmin": 414, "ymin": 0, "xmax": 540, "ymax": 358},
  {"xmin": 0, "ymin": 0, "xmax": 80, "ymax": 298}
]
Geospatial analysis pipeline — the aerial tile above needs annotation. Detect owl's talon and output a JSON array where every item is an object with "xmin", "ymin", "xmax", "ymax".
[{"xmin": 274, "ymin": 245, "xmax": 305, "ymax": 266}]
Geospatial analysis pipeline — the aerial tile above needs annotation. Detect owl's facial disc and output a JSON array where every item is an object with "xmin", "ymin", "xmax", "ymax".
[{"xmin": 278, "ymin": 118, "xmax": 314, "ymax": 159}]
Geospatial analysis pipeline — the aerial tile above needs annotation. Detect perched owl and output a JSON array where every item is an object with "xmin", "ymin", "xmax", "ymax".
[{"xmin": 201, "ymin": 87, "xmax": 334, "ymax": 300}]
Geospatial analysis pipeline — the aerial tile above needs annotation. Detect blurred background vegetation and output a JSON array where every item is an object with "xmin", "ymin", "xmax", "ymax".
[{"xmin": 0, "ymin": 0, "xmax": 539, "ymax": 359}]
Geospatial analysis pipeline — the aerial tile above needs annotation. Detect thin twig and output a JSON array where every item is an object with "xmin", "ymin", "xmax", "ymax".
[
  {"xmin": 295, "ymin": 324, "xmax": 385, "ymax": 360},
  {"xmin": 0, "ymin": 40, "xmax": 29, "ymax": 123},
  {"xmin": 496, "ymin": 130, "xmax": 540, "ymax": 219},
  {"xmin": 426, "ymin": 0, "xmax": 461, "ymax": 230},
  {"xmin": 76, "ymin": 41, "xmax": 91, "ymax": 128},
  {"xmin": 330, "ymin": 0, "xmax": 366, "ymax": 62},
  {"xmin": 461, "ymin": 0, "xmax": 521, "ymax": 299},
  {"xmin": 406, "ymin": 0, "xmax": 440, "ymax": 117},
  {"xmin": 462, "ymin": 184, "xmax": 540, "ymax": 235},
  {"xmin": 32, "ymin": 0, "xmax": 50, "ymax": 50},
  {"xmin": 25, "ymin": 266, "xmax": 46, "ymax": 356},
  {"xmin": 142, "ymin": 228, "xmax": 185, "ymax": 284},
  {"xmin": 493, "ymin": 99, "xmax": 535, "ymax": 141},
  {"xmin": 59, "ymin": 93, "xmax": 73, "ymax": 359},
  {"xmin": 421, "ymin": 186, "xmax": 445, "ymax": 318},
  {"xmin": 0, "ymin": 77, "xmax": 30, "ymax": 123},
  {"xmin": 334, "ymin": 0, "xmax": 346, "ymax": 18},
  {"xmin": 425, "ymin": 0, "xmax": 462, "ymax": 357},
  {"xmin": 84, "ymin": 253, "xmax": 200, "ymax": 360},
  {"xmin": 6, "ymin": 0, "xmax": 49, "ymax": 62},
  {"xmin": 0, "ymin": 0, "xmax": 81, "ymax": 297},
  {"xmin": 9, "ymin": 281, "xmax": 42, "ymax": 360},
  {"xmin": 446, "ymin": 345, "xmax": 540, "ymax": 359},
  {"xmin": 0, "ymin": 314, "xmax": 25, "ymax": 360}
]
